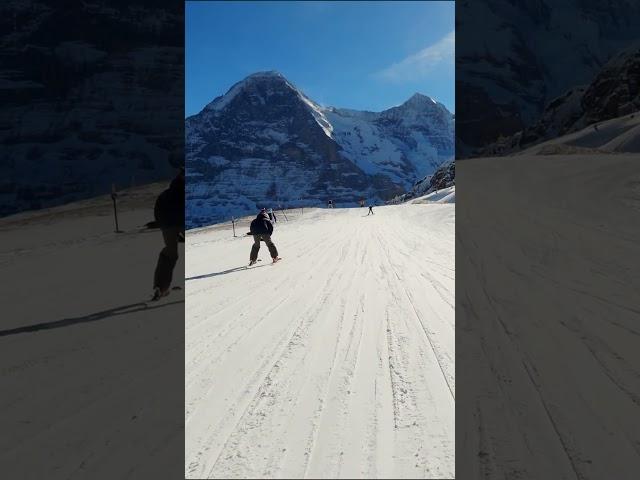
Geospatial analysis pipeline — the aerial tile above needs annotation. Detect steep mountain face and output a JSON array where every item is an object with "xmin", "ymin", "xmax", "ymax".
[
  {"xmin": 456, "ymin": 0, "xmax": 640, "ymax": 155},
  {"xmin": 581, "ymin": 44, "xmax": 640, "ymax": 125},
  {"xmin": 480, "ymin": 44, "xmax": 640, "ymax": 155},
  {"xmin": 0, "ymin": 1, "xmax": 184, "ymax": 217},
  {"xmin": 325, "ymin": 93, "xmax": 454, "ymax": 184},
  {"xmin": 186, "ymin": 72, "xmax": 453, "ymax": 227}
]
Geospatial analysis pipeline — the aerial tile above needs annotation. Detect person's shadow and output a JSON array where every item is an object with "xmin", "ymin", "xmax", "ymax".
[
  {"xmin": 0, "ymin": 300, "xmax": 184, "ymax": 338},
  {"xmin": 186, "ymin": 264, "xmax": 268, "ymax": 281}
]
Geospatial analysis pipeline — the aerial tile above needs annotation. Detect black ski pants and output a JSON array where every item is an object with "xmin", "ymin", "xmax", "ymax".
[
  {"xmin": 154, "ymin": 225, "xmax": 182, "ymax": 291},
  {"xmin": 250, "ymin": 234, "xmax": 278, "ymax": 261}
]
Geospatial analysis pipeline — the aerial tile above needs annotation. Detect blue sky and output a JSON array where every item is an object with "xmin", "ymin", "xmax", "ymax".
[{"xmin": 186, "ymin": 1, "xmax": 454, "ymax": 117}]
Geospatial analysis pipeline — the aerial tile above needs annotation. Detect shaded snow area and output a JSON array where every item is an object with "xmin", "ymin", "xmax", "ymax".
[
  {"xmin": 457, "ymin": 153, "xmax": 640, "ymax": 479},
  {"xmin": 185, "ymin": 203, "xmax": 455, "ymax": 479},
  {"xmin": 0, "ymin": 183, "xmax": 184, "ymax": 477},
  {"xmin": 519, "ymin": 112, "xmax": 640, "ymax": 155}
]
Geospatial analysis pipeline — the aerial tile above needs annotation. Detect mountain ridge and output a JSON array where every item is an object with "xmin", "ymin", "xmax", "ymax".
[
  {"xmin": 186, "ymin": 71, "xmax": 454, "ymax": 227},
  {"xmin": 456, "ymin": 0, "xmax": 640, "ymax": 155},
  {"xmin": 479, "ymin": 43, "xmax": 640, "ymax": 156}
]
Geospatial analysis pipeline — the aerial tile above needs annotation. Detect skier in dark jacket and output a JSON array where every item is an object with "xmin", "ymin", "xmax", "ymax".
[
  {"xmin": 152, "ymin": 168, "xmax": 185, "ymax": 300},
  {"xmin": 248, "ymin": 208, "xmax": 280, "ymax": 265}
]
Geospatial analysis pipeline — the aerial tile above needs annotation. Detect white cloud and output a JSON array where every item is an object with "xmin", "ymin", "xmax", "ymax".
[{"xmin": 376, "ymin": 31, "xmax": 454, "ymax": 82}]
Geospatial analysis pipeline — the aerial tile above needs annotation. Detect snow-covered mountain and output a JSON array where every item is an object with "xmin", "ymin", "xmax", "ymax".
[
  {"xmin": 325, "ymin": 93, "xmax": 454, "ymax": 183},
  {"xmin": 479, "ymin": 44, "xmax": 640, "ymax": 156},
  {"xmin": 389, "ymin": 159, "xmax": 455, "ymax": 204},
  {"xmin": 456, "ymin": 0, "xmax": 640, "ymax": 155},
  {"xmin": 186, "ymin": 71, "xmax": 453, "ymax": 227}
]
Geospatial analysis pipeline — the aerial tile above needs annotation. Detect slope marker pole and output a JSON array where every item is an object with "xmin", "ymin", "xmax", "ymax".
[
  {"xmin": 279, "ymin": 205, "xmax": 288, "ymax": 221},
  {"xmin": 111, "ymin": 183, "xmax": 121, "ymax": 233}
]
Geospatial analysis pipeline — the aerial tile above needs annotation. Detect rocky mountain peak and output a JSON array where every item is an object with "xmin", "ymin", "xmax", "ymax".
[
  {"xmin": 202, "ymin": 70, "xmax": 301, "ymax": 115},
  {"xmin": 405, "ymin": 92, "xmax": 437, "ymax": 106},
  {"xmin": 386, "ymin": 93, "xmax": 451, "ymax": 118}
]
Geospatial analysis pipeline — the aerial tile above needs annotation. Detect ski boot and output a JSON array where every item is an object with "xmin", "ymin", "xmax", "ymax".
[{"xmin": 151, "ymin": 286, "xmax": 170, "ymax": 301}]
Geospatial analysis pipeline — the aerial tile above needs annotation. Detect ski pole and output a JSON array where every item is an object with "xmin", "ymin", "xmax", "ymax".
[{"xmin": 280, "ymin": 206, "xmax": 288, "ymax": 222}]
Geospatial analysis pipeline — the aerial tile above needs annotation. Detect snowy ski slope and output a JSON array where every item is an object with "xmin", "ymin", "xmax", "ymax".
[
  {"xmin": 456, "ymin": 152, "xmax": 640, "ymax": 479},
  {"xmin": 0, "ymin": 183, "xmax": 185, "ymax": 477},
  {"xmin": 185, "ymin": 203, "xmax": 455, "ymax": 478}
]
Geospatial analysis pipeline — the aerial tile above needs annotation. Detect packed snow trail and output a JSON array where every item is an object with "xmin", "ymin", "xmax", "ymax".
[
  {"xmin": 185, "ymin": 203, "xmax": 455, "ymax": 479},
  {"xmin": 0, "ymin": 184, "xmax": 185, "ymax": 478},
  {"xmin": 456, "ymin": 153, "xmax": 640, "ymax": 480}
]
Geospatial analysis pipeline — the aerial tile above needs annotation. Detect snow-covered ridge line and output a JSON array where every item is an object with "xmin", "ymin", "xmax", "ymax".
[
  {"xmin": 202, "ymin": 70, "xmax": 452, "ymax": 139},
  {"xmin": 298, "ymin": 91, "xmax": 334, "ymax": 138}
]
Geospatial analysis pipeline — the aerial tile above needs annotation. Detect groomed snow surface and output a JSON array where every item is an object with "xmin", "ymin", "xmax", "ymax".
[
  {"xmin": 0, "ymin": 183, "xmax": 185, "ymax": 477},
  {"xmin": 411, "ymin": 186, "xmax": 456, "ymax": 205},
  {"xmin": 185, "ymin": 202, "xmax": 455, "ymax": 479}
]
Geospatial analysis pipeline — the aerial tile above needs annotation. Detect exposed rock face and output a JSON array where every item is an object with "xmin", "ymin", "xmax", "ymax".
[
  {"xmin": 0, "ymin": 1, "xmax": 184, "ymax": 217},
  {"xmin": 186, "ymin": 72, "xmax": 454, "ymax": 227},
  {"xmin": 456, "ymin": 0, "xmax": 640, "ymax": 155},
  {"xmin": 480, "ymin": 44, "xmax": 640, "ymax": 155},
  {"xmin": 389, "ymin": 160, "xmax": 455, "ymax": 204},
  {"xmin": 581, "ymin": 44, "xmax": 640, "ymax": 124}
]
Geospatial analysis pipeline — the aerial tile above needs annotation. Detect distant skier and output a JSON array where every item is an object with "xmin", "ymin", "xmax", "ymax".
[
  {"xmin": 328, "ymin": 199, "xmax": 333, "ymax": 209},
  {"xmin": 152, "ymin": 167, "xmax": 185, "ymax": 300},
  {"xmin": 268, "ymin": 207, "xmax": 277, "ymax": 223},
  {"xmin": 360, "ymin": 199, "xmax": 365, "ymax": 207},
  {"xmin": 367, "ymin": 204, "xmax": 374, "ymax": 215},
  {"xmin": 249, "ymin": 208, "xmax": 280, "ymax": 265}
]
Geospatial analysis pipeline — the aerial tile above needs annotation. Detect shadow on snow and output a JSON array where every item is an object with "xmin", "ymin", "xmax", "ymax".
[
  {"xmin": 0, "ymin": 300, "xmax": 184, "ymax": 337},
  {"xmin": 186, "ymin": 264, "xmax": 268, "ymax": 281}
]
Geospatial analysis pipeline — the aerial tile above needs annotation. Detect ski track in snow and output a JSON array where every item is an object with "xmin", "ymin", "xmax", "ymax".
[
  {"xmin": 457, "ymin": 153, "xmax": 640, "ymax": 480},
  {"xmin": 185, "ymin": 204, "xmax": 455, "ymax": 479}
]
